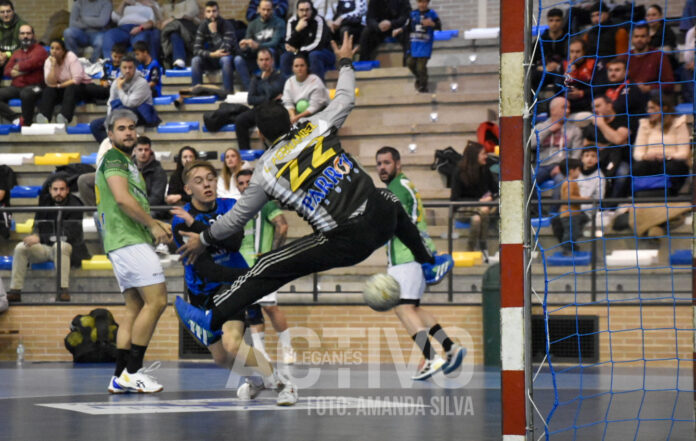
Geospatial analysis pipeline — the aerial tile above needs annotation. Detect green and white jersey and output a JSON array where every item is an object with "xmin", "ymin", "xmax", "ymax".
[
  {"xmin": 240, "ymin": 201, "xmax": 284, "ymax": 267},
  {"xmin": 96, "ymin": 148, "xmax": 152, "ymax": 254},
  {"xmin": 386, "ymin": 172, "xmax": 435, "ymax": 266}
]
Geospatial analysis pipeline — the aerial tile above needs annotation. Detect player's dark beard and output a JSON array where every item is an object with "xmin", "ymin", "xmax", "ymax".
[{"xmin": 114, "ymin": 140, "xmax": 136, "ymax": 156}]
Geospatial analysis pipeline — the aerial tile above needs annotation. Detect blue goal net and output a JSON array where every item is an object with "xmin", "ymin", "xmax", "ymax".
[{"xmin": 529, "ymin": 0, "xmax": 696, "ymax": 439}]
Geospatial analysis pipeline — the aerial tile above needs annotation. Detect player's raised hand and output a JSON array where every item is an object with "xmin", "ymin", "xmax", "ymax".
[
  {"xmin": 331, "ymin": 32, "xmax": 358, "ymax": 60},
  {"xmin": 177, "ymin": 231, "xmax": 205, "ymax": 265}
]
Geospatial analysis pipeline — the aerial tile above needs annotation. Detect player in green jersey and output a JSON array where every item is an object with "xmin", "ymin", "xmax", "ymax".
[
  {"xmin": 96, "ymin": 108, "xmax": 173, "ymax": 394},
  {"xmin": 376, "ymin": 146, "xmax": 466, "ymax": 381}
]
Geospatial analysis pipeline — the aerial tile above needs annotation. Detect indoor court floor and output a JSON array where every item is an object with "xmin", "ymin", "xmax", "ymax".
[{"xmin": 0, "ymin": 362, "xmax": 692, "ymax": 440}]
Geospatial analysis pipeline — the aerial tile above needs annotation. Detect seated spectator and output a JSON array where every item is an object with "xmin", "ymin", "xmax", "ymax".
[
  {"xmin": 681, "ymin": 0, "xmax": 696, "ymax": 33},
  {"xmin": 646, "ymin": 4, "xmax": 676, "ymax": 52},
  {"xmin": 134, "ymin": 41, "xmax": 162, "ymax": 97},
  {"xmin": 0, "ymin": 24, "xmax": 47, "ymax": 126},
  {"xmin": 36, "ymin": 39, "xmax": 92, "ymax": 124},
  {"xmin": 577, "ymin": 147, "xmax": 605, "ymax": 214},
  {"xmin": 282, "ymin": 53, "xmax": 330, "ymax": 124},
  {"xmin": 532, "ymin": 8, "xmax": 569, "ymax": 92},
  {"xmin": 133, "ymin": 136, "xmax": 167, "ymax": 215},
  {"xmin": 584, "ymin": 1, "xmax": 628, "ymax": 58},
  {"xmin": 159, "ymin": 0, "xmax": 200, "ymax": 69},
  {"xmin": 595, "ymin": 58, "xmax": 646, "ymax": 142},
  {"xmin": 0, "ymin": 164, "xmax": 16, "ymax": 240},
  {"xmin": 632, "ymin": 93, "xmax": 690, "ymax": 196},
  {"xmin": 217, "ymin": 147, "xmax": 252, "ymax": 199},
  {"xmin": 281, "ymin": 0, "xmax": 335, "ymax": 81},
  {"xmin": 400, "ymin": 0, "xmax": 440, "ymax": 93},
  {"xmin": 84, "ymin": 43, "xmax": 127, "ymax": 103},
  {"xmin": 89, "ymin": 54, "xmax": 160, "ymax": 143},
  {"xmin": 63, "ymin": 0, "xmax": 112, "ymax": 63},
  {"xmin": 6, "ymin": 175, "xmax": 87, "ymax": 303},
  {"xmin": 682, "ymin": 25, "xmax": 695, "ymax": 104},
  {"xmin": 583, "ymin": 95, "xmax": 630, "ymax": 198},
  {"xmin": 235, "ymin": 48, "xmax": 285, "ymax": 150},
  {"xmin": 0, "ymin": 0, "xmax": 26, "ymax": 71},
  {"xmin": 326, "ymin": 0, "xmax": 367, "ymax": 44},
  {"xmin": 450, "ymin": 141, "xmax": 498, "ymax": 257},
  {"xmin": 246, "ymin": 0, "xmax": 288, "ymax": 22},
  {"xmin": 102, "ymin": 0, "xmax": 162, "ymax": 61},
  {"xmin": 626, "ymin": 23, "xmax": 674, "ymax": 93},
  {"xmin": 359, "ymin": 0, "xmax": 410, "ymax": 62},
  {"xmin": 166, "ymin": 145, "xmax": 198, "ymax": 205},
  {"xmin": 563, "ymin": 38, "xmax": 595, "ymax": 113},
  {"xmin": 192, "ymin": 1, "xmax": 239, "ymax": 94},
  {"xmin": 555, "ymin": 158, "xmax": 589, "ymax": 255},
  {"xmin": 235, "ymin": 0, "xmax": 285, "ymax": 90},
  {"xmin": 531, "ymin": 96, "xmax": 583, "ymax": 201}
]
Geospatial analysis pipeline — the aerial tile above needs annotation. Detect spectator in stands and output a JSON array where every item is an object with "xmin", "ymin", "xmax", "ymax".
[
  {"xmin": 83, "ymin": 43, "xmax": 127, "ymax": 103},
  {"xmin": 682, "ymin": 25, "xmax": 695, "ymax": 104},
  {"xmin": 326, "ymin": 0, "xmax": 367, "ymax": 44},
  {"xmin": 532, "ymin": 8, "xmax": 569, "ymax": 92},
  {"xmin": 63, "ymin": 0, "xmax": 112, "ymax": 63},
  {"xmin": 134, "ymin": 41, "xmax": 162, "ymax": 97},
  {"xmin": 583, "ymin": 95, "xmax": 630, "ymax": 198},
  {"xmin": 531, "ymin": 96, "xmax": 583, "ymax": 202},
  {"xmin": 563, "ymin": 38, "xmax": 595, "ymax": 113},
  {"xmin": 556, "ymin": 158, "xmax": 589, "ymax": 255},
  {"xmin": 0, "ymin": 0, "xmax": 25, "ymax": 71},
  {"xmin": 626, "ymin": 23, "xmax": 674, "ymax": 93},
  {"xmin": 235, "ymin": 48, "xmax": 285, "ymax": 150},
  {"xmin": 89, "ymin": 55, "xmax": 160, "ymax": 143},
  {"xmin": 359, "ymin": 0, "xmax": 410, "ymax": 62},
  {"xmin": 0, "ymin": 24, "xmax": 47, "ymax": 126},
  {"xmin": 450, "ymin": 141, "xmax": 498, "ymax": 256},
  {"xmin": 596, "ymin": 58, "xmax": 646, "ymax": 141},
  {"xmin": 584, "ymin": 1, "xmax": 628, "ymax": 58},
  {"xmin": 282, "ymin": 52, "xmax": 330, "ymax": 124},
  {"xmin": 632, "ymin": 93, "xmax": 690, "ymax": 196},
  {"xmin": 192, "ymin": 1, "xmax": 239, "ymax": 94},
  {"xmin": 159, "ymin": 0, "xmax": 201, "ymax": 69},
  {"xmin": 36, "ymin": 39, "xmax": 92, "ymax": 125},
  {"xmin": 6, "ymin": 175, "xmax": 86, "ymax": 303},
  {"xmin": 247, "ymin": 0, "xmax": 288, "ymax": 22},
  {"xmin": 133, "ymin": 136, "xmax": 167, "ymax": 212},
  {"xmin": 166, "ymin": 145, "xmax": 198, "ymax": 205},
  {"xmin": 399, "ymin": 0, "xmax": 440, "ymax": 93},
  {"xmin": 235, "ymin": 0, "xmax": 285, "ymax": 90},
  {"xmin": 217, "ymin": 147, "xmax": 252, "ymax": 199},
  {"xmin": 102, "ymin": 0, "xmax": 162, "ymax": 61},
  {"xmin": 646, "ymin": 4, "xmax": 676, "ymax": 52},
  {"xmin": 281, "ymin": 0, "xmax": 335, "ymax": 81},
  {"xmin": 681, "ymin": 0, "xmax": 696, "ymax": 33},
  {"xmin": 578, "ymin": 147, "xmax": 605, "ymax": 214},
  {"xmin": 0, "ymin": 164, "xmax": 15, "ymax": 240}
]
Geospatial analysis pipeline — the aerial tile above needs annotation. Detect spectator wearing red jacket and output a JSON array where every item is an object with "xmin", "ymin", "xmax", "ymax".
[
  {"xmin": 0, "ymin": 24, "xmax": 47, "ymax": 125},
  {"xmin": 625, "ymin": 23, "xmax": 674, "ymax": 93}
]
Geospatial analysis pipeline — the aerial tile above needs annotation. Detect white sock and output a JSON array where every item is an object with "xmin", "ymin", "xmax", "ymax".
[
  {"xmin": 278, "ymin": 329, "xmax": 291, "ymax": 349},
  {"xmin": 251, "ymin": 331, "xmax": 266, "ymax": 353}
]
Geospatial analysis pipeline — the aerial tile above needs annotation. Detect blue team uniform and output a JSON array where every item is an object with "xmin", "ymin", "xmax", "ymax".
[
  {"xmin": 103, "ymin": 60, "xmax": 120, "ymax": 83},
  {"xmin": 409, "ymin": 9, "xmax": 441, "ymax": 58},
  {"xmin": 138, "ymin": 59, "xmax": 162, "ymax": 97}
]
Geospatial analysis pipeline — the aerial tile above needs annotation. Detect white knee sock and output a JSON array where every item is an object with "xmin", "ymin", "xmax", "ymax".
[{"xmin": 278, "ymin": 329, "xmax": 292, "ymax": 349}]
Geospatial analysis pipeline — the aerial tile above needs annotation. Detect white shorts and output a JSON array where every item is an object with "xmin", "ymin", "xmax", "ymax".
[
  {"xmin": 254, "ymin": 291, "xmax": 278, "ymax": 305},
  {"xmin": 388, "ymin": 262, "xmax": 425, "ymax": 301},
  {"xmin": 108, "ymin": 243, "xmax": 166, "ymax": 293}
]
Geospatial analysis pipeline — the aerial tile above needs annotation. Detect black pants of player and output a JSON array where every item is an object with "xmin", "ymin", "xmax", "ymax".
[
  {"xmin": 209, "ymin": 189, "xmax": 433, "ymax": 330},
  {"xmin": 0, "ymin": 85, "xmax": 41, "ymax": 123},
  {"xmin": 38, "ymin": 84, "xmax": 86, "ymax": 123},
  {"xmin": 234, "ymin": 108, "xmax": 257, "ymax": 150}
]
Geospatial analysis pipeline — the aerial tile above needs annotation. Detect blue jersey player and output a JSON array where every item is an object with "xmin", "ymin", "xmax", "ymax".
[
  {"xmin": 171, "ymin": 160, "xmax": 297, "ymax": 405},
  {"xmin": 134, "ymin": 41, "xmax": 162, "ymax": 97}
]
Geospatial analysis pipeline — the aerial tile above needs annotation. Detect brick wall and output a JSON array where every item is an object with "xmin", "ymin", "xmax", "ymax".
[{"xmin": 0, "ymin": 303, "xmax": 691, "ymax": 368}]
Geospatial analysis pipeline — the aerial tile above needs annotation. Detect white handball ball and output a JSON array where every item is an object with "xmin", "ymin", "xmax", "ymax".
[{"xmin": 363, "ymin": 273, "xmax": 400, "ymax": 312}]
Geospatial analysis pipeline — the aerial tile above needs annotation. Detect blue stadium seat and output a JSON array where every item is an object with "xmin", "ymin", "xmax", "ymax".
[
  {"xmin": 0, "ymin": 126, "xmax": 9, "ymax": 135},
  {"xmin": 532, "ymin": 25, "xmax": 549, "ymax": 37},
  {"xmin": 454, "ymin": 220, "xmax": 470, "ymax": 229},
  {"xmin": 81, "ymin": 152, "xmax": 98, "ymax": 164},
  {"xmin": 240, "ymin": 150, "xmax": 264, "ymax": 161},
  {"xmin": 434, "ymin": 30, "xmax": 459, "ymax": 41},
  {"xmin": 8, "ymin": 99, "xmax": 20, "ymax": 107},
  {"xmin": 204, "ymin": 123, "xmax": 235, "ymax": 132},
  {"xmin": 547, "ymin": 251, "xmax": 591, "ymax": 266},
  {"xmin": 10, "ymin": 186, "xmax": 41, "ymax": 198},
  {"xmin": 633, "ymin": 175, "xmax": 671, "ymax": 192},
  {"xmin": 535, "ymin": 112, "xmax": 548, "ymax": 123},
  {"xmin": 670, "ymin": 249, "xmax": 692, "ymax": 266},
  {"xmin": 0, "ymin": 256, "xmax": 12, "ymax": 270},
  {"xmin": 183, "ymin": 95, "xmax": 217, "ymax": 104},
  {"xmin": 531, "ymin": 217, "xmax": 551, "ymax": 229},
  {"xmin": 538, "ymin": 179, "xmax": 556, "ymax": 192},
  {"xmin": 154, "ymin": 95, "xmax": 177, "ymax": 105},
  {"xmin": 675, "ymin": 103, "xmax": 693, "ymax": 115},
  {"xmin": 0, "ymin": 123, "xmax": 20, "ymax": 133},
  {"xmin": 165, "ymin": 68, "xmax": 192, "ymax": 77},
  {"xmin": 157, "ymin": 121, "xmax": 199, "ymax": 133},
  {"xmin": 66, "ymin": 123, "xmax": 92, "ymax": 135},
  {"xmin": 353, "ymin": 60, "xmax": 380, "ymax": 71},
  {"xmin": 31, "ymin": 261, "xmax": 55, "ymax": 270}
]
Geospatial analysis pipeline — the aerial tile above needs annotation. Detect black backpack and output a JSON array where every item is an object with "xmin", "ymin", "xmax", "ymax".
[
  {"xmin": 431, "ymin": 146, "xmax": 463, "ymax": 188},
  {"xmin": 64, "ymin": 308, "xmax": 119, "ymax": 363}
]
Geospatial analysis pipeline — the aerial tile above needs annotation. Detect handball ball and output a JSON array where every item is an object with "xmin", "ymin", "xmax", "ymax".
[
  {"xmin": 363, "ymin": 273, "xmax": 400, "ymax": 312},
  {"xmin": 295, "ymin": 99, "xmax": 310, "ymax": 113}
]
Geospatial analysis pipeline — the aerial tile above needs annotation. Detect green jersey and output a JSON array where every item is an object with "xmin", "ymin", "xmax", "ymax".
[
  {"xmin": 96, "ymin": 148, "xmax": 153, "ymax": 253},
  {"xmin": 240, "ymin": 201, "xmax": 284, "ymax": 267},
  {"xmin": 386, "ymin": 172, "xmax": 435, "ymax": 266}
]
